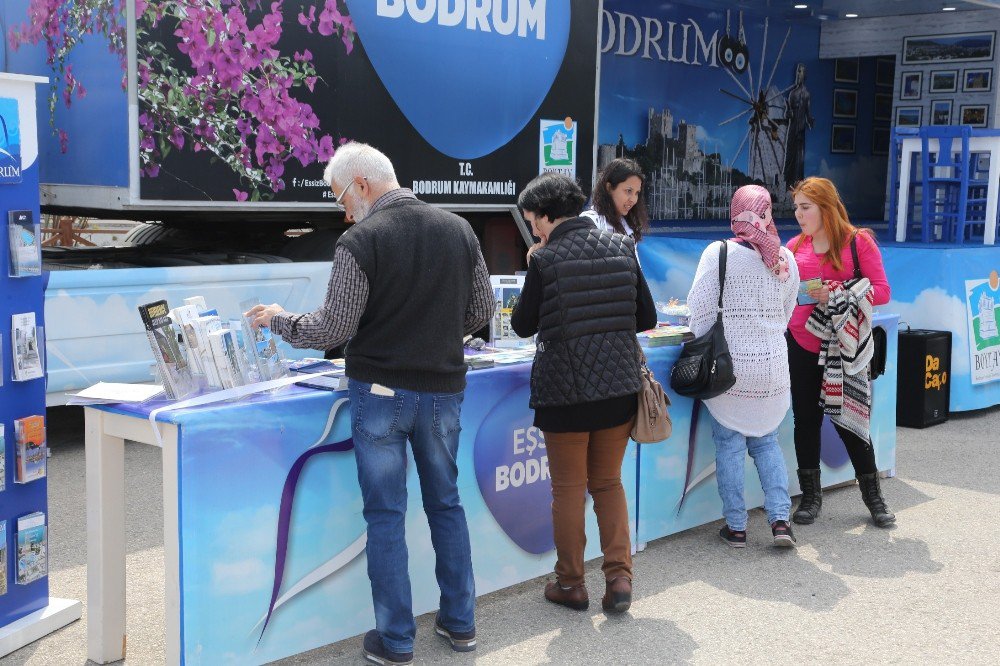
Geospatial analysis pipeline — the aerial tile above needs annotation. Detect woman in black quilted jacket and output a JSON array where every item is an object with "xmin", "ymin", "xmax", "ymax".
[{"xmin": 511, "ymin": 173, "xmax": 657, "ymax": 615}]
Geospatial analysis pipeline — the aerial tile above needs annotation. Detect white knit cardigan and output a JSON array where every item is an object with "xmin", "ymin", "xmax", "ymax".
[{"xmin": 686, "ymin": 241, "xmax": 800, "ymax": 437}]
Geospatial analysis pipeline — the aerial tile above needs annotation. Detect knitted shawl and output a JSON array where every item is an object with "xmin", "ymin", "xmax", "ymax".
[{"xmin": 805, "ymin": 278, "xmax": 875, "ymax": 443}]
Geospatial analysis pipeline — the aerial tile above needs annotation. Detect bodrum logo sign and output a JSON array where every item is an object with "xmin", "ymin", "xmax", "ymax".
[
  {"xmin": 0, "ymin": 97, "xmax": 23, "ymax": 185},
  {"xmin": 345, "ymin": 0, "xmax": 571, "ymax": 159},
  {"xmin": 474, "ymin": 385, "xmax": 554, "ymax": 554}
]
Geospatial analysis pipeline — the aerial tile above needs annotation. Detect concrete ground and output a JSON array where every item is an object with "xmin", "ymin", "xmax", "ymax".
[{"xmin": 2, "ymin": 404, "xmax": 997, "ymax": 665}]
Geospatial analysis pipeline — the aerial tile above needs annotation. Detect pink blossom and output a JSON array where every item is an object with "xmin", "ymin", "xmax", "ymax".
[{"xmin": 233, "ymin": 189, "xmax": 249, "ymax": 201}]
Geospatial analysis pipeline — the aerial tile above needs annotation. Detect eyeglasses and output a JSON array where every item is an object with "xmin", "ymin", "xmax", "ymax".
[
  {"xmin": 331, "ymin": 179, "xmax": 356, "ymax": 204},
  {"xmin": 331, "ymin": 176, "xmax": 367, "ymax": 204}
]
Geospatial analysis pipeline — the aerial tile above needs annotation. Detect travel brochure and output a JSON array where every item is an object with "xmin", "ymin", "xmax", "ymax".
[
  {"xmin": 490, "ymin": 275, "xmax": 531, "ymax": 348},
  {"xmin": 11, "ymin": 312, "xmax": 43, "ymax": 381},
  {"xmin": 16, "ymin": 512, "xmax": 47, "ymax": 585},
  {"xmin": 138, "ymin": 295, "xmax": 287, "ymax": 399},
  {"xmin": 14, "ymin": 415, "xmax": 46, "ymax": 484},
  {"xmin": 798, "ymin": 277, "xmax": 823, "ymax": 305},
  {"xmin": 0, "ymin": 520, "xmax": 6, "ymax": 596},
  {"xmin": 7, "ymin": 210, "xmax": 42, "ymax": 277}
]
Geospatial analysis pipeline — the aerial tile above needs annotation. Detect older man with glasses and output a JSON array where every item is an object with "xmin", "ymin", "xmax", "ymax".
[{"xmin": 247, "ymin": 142, "xmax": 494, "ymax": 665}]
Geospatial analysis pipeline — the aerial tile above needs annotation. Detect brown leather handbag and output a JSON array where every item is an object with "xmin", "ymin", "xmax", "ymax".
[{"xmin": 632, "ymin": 350, "xmax": 672, "ymax": 443}]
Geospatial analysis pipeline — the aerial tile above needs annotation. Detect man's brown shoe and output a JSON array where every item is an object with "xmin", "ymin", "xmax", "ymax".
[
  {"xmin": 544, "ymin": 581, "xmax": 589, "ymax": 611},
  {"xmin": 602, "ymin": 577, "xmax": 632, "ymax": 613}
]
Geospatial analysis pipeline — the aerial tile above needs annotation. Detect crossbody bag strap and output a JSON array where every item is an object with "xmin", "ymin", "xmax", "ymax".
[
  {"xmin": 716, "ymin": 240, "xmax": 728, "ymax": 323},
  {"xmin": 849, "ymin": 233, "xmax": 862, "ymax": 280}
]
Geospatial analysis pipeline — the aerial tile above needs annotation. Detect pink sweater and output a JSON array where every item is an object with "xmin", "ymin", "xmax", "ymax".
[{"xmin": 786, "ymin": 232, "xmax": 891, "ymax": 353}]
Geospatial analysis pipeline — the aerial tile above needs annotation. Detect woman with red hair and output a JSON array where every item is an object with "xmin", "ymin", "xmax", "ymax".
[{"xmin": 786, "ymin": 177, "xmax": 895, "ymax": 528}]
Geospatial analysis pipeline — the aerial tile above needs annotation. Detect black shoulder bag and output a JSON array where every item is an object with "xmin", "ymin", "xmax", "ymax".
[
  {"xmin": 849, "ymin": 234, "xmax": 888, "ymax": 379},
  {"xmin": 670, "ymin": 241, "xmax": 737, "ymax": 399}
]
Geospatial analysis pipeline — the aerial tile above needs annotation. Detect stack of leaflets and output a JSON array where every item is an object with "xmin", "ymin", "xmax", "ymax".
[
  {"xmin": 288, "ymin": 358, "xmax": 345, "ymax": 391},
  {"xmin": 240, "ymin": 298, "xmax": 286, "ymax": 381},
  {"xmin": 14, "ymin": 415, "xmax": 46, "ymax": 483},
  {"xmin": 639, "ymin": 325, "xmax": 693, "ymax": 347},
  {"xmin": 11, "ymin": 312, "xmax": 43, "ymax": 381},
  {"xmin": 0, "ymin": 424, "xmax": 5, "ymax": 492},
  {"xmin": 7, "ymin": 210, "xmax": 42, "ymax": 277},
  {"xmin": 138, "ymin": 300, "xmax": 197, "ymax": 400},
  {"xmin": 16, "ymin": 512, "xmax": 47, "ymax": 585},
  {"xmin": 490, "ymin": 275, "xmax": 532, "ymax": 349},
  {"xmin": 0, "ymin": 520, "xmax": 6, "ymax": 596}
]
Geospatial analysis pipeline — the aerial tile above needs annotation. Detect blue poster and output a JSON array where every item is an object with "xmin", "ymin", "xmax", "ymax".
[
  {"xmin": 599, "ymin": 0, "xmax": 886, "ymax": 220},
  {"xmin": 0, "ymin": 97, "xmax": 22, "ymax": 184}
]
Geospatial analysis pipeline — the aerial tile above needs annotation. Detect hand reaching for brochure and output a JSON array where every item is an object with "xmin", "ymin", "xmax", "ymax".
[
  {"xmin": 808, "ymin": 284, "xmax": 831, "ymax": 305},
  {"xmin": 246, "ymin": 303, "xmax": 286, "ymax": 329}
]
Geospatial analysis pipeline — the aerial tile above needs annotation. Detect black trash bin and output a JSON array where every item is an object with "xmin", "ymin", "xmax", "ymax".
[{"xmin": 896, "ymin": 329, "xmax": 951, "ymax": 428}]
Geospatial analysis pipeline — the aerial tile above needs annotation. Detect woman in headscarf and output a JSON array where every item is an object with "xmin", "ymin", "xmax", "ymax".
[{"xmin": 686, "ymin": 185, "xmax": 800, "ymax": 548}]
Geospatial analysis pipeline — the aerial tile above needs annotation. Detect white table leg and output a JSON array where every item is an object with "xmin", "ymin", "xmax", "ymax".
[
  {"xmin": 984, "ymin": 140, "xmax": 1000, "ymax": 246},
  {"xmin": 161, "ymin": 423, "xmax": 181, "ymax": 666},
  {"xmin": 85, "ymin": 408, "xmax": 127, "ymax": 664},
  {"xmin": 896, "ymin": 146, "xmax": 913, "ymax": 242}
]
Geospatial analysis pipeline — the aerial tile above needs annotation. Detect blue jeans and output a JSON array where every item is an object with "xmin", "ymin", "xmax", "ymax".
[
  {"xmin": 710, "ymin": 419, "xmax": 791, "ymax": 531},
  {"xmin": 349, "ymin": 379, "xmax": 475, "ymax": 653}
]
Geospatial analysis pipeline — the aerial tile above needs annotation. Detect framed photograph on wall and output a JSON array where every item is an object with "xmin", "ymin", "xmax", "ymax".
[
  {"xmin": 896, "ymin": 106, "xmax": 922, "ymax": 127},
  {"xmin": 900, "ymin": 71, "xmax": 922, "ymax": 100},
  {"xmin": 874, "ymin": 93, "xmax": 893, "ymax": 121},
  {"xmin": 902, "ymin": 31, "xmax": 996, "ymax": 64},
  {"xmin": 963, "ymin": 68, "xmax": 992, "ymax": 92},
  {"xmin": 931, "ymin": 99, "xmax": 953, "ymax": 125},
  {"xmin": 960, "ymin": 104, "xmax": 989, "ymax": 128},
  {"xmin": 872, "ymin": 127, "xmax": 890, "ymax": 156},
  {"xmin": 834, "ymin": 58, "xmax": 860, "ymax": 83},
  {"xmin": 833, "ymin": 89, "xmax": 858, "ymax": 118},
  {"xmin": 929, "ymin": 70, "xmax": 958, "ymax": 93},
  {"xmin": 831, "ymin": 124, "xmax": 856, "ymax": 154},
  {"xmin": 875, "ymin": 58, "xmax": 895, "ymax": 87}
]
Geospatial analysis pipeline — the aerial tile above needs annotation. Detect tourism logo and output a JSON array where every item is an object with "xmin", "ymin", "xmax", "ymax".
[
  {"xmin": 964, "ymin": 271, "xmax": 1000, "ymax": 384},
  {"xmin": 0, "ymin": 98, "xmax": 23, "ymax": 184},
  {"xmin": 345, "ymin": 0, "xmax": 570, "ymax": 159},
  {"xmin": 539, "ymin": 117, "xmax": 577, "ymax": 178}
]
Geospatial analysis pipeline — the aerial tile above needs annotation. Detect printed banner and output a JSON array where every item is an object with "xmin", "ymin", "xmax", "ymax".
[
  {"xmin": 0, "ymin": 97, "xmax": 22, "ymax": 184},
  {"xmin": 965, "ymin": 271, "xmax": 1000, "ymax": 385}
]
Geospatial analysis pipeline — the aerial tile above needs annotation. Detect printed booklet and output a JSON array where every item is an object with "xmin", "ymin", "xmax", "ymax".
[
  {"xmin": 16, "ymin": 512, "xmax": 47, "ymax": 585},
  {"xmin": 490, "ymin": 275, "xmax": 530, "ymax": 348},
  {"xmin": 0, "ymin": 520, "xmax": 6, "ymax": 596},
  {"xmin": 14, "ymin": 415, "xmax": 46, "ymax": 483},
  {"xmin": 0, "ymin": 423, "xmax": 5, "ymax": 492},
  {"xmin": 7, "ymin": 210, "xmax": 42, "ymax": 277},
  {"xmin": 798, "ymin": 277, "xmax": 823, "ymax": 305},
  {"xmin": 11, "ymin": 311, "xmax": 43, "ymax": 381},
  {"xmin": 240, "ymin": 298, "xmax": 285, "ymax": 381},
  {"xmin": 138, "ymin": 300, "xmax": 196, "ymax": 400}
]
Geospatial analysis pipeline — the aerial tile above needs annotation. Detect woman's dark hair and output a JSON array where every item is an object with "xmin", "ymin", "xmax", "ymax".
[
  {"xmin": 518, "ymin": 172, "xmax": 587, "ymax": 221},
  {"xmin": 591, "ymin": 158, "xmax": 649, "ymax": 242}
]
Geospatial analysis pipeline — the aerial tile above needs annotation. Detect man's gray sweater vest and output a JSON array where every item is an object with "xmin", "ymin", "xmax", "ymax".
[{"xmin": 338, "ymin": 197, "xmax": 480, "ymax": 393}]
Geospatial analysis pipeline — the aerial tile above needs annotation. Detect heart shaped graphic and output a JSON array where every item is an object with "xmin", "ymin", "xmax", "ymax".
[
  {"xmin": 473, "ymin": 384, "xmax": 554, "ymax": 554},
  {"xmin": 345, "ymin": 0, "xmax": 571, "ymax": 159}
]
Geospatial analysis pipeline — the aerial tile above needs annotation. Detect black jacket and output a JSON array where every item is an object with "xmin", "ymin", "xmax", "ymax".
[{"xmin": 511, "ymin": 217, "xmax": 656, "ymax": 411}]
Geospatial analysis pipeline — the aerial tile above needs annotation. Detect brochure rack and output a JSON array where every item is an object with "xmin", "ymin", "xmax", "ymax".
[{"xmin": 0, "ymin": 73, "xmax": 81, "ymax": 658}]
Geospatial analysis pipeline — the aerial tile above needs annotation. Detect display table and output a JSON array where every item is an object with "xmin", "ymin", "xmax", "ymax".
[
  {"xmin": 84, "ymin": 364, "xmax": 639, "ymax": 665},
  {"xmin": 85, "ymin": 334, "xmax": 897, "ymax": 664}
]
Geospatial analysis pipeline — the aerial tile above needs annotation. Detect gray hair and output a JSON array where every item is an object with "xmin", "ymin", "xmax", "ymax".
[{"xmin": 322, "ymin": 142, "xmax": 399, "ymax": 189}]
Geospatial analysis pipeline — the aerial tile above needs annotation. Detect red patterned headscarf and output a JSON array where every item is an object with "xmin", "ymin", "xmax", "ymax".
[{"xmin": 730, "ymin": 185, "xmax": 789, "ymax": 282}]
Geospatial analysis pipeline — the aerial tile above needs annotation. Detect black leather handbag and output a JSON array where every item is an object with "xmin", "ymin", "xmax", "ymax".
[{"xmin": 670, "ymin": 241, "xmax": 737, "ymax": 399}]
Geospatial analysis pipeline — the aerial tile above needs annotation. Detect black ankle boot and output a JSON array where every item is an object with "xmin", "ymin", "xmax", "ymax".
[
  {"xmin": 792, "ymin": 468, "xmax": 822, "ymax": 525},
  {"xmin": 857, "ymin": 472, "xmax": 896, "ymax": 527}
]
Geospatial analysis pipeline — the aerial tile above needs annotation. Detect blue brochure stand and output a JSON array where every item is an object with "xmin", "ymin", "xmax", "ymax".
[{"xmin": 0, "ymin": 73, "xmax": 81, "ymax": 658}]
